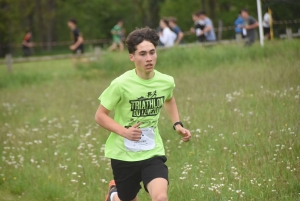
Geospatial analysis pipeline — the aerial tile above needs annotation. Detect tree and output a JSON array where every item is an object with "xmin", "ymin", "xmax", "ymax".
[{"xmin": 0, "ymin": 0, "xmax": 300, "ymax": 57}]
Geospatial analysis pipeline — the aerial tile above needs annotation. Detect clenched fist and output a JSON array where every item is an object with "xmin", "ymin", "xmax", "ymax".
[{"xmin": 122, "ymin": 122, "xmax": 142, "ymax": 141}]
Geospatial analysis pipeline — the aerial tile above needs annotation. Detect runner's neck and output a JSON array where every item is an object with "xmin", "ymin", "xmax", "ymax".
[{"xmin": 135, "ymin": 69, "xmax": 155, "ymax": 80}]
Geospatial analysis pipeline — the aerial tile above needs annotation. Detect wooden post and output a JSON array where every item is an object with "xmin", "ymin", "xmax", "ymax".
[
  {"xmin": 94, "ymin": 46, "xmax": 101, "ymax": 60},
  {"xmin": 5, "ymin": 54, "xmax": 13, "ymax": 73},
  {"xmin": 286, "ymin": 28, "xmax": 292, "ymax": 39},
  {"xmin": 218, "ymin": 20, "xmax": 223, "ymax": 41}
]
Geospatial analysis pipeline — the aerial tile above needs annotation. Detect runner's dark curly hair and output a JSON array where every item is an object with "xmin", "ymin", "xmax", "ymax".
[{"xmin": 125, "ymin": 27, "xmax": 159, "ymax": 54}]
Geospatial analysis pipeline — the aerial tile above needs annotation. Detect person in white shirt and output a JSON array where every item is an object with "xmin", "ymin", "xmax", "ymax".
[
  {"xmin": 159, "ymin": 19, "xmax": 177, "ymax": 47},
  {"xmin": 263, "ymin": 10, "xmax": 271, "ymax": 40}
]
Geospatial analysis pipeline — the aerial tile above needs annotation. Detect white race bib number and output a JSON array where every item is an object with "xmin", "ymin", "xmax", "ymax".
[
  {"xmin": 124, "ymin": 127, "xmax": 156, "ymax": 152},
  {"xmin": 196, "ymin": 28, "xmax": 202, "ymax": 36}
]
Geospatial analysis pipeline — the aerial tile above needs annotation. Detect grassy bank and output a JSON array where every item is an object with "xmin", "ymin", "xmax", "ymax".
[{"xmin": 0, "ymin": 41, "xmax": 299, "ymax": 201}]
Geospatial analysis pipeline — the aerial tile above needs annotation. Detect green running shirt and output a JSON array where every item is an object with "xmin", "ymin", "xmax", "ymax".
[
  {"xmin": 112, "ymin": 25, "xmax": 122, "ymax": 42},
  {"xmin": 99, "ymin": 69, "xmax": 175, "ymax": 161}
]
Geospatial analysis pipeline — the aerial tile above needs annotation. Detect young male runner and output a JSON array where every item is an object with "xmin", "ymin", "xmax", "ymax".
[
  {"xmin": 67, "ymin": 18, "xmax": 84, "ymax": 54},
  {"xmin": 95, "ymin": 27, "xmax": 191, "ymax": 201},
  {"xmin": 241, "ymin": 9, "xmax": 258, "ymax": 46},
  {"xmin": 22, "ymin": 31, "xmax": 33, "ymax": 57},
  {"xmin": 190, "ymin": 12, "xmax": 206, "ymax": 42},
  {"xmin": 108, "ymin": 20, "xmax": 124, "ymax": 51},
  {"xmin": 168, "ymin": 17, "xmax": 184, "ymax": 45}
]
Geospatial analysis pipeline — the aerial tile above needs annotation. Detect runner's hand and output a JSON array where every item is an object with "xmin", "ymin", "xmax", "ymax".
[
  {"xmin": 175, "ymin": 126, "xmax": 191, "ymax": 142},
  {"xmin": 70, "ymin": 45, "xmax": 76, "ymax": 50},
  {"xmin": 123, "ymin": 122, "xmax": 142, "ymax": 141}
]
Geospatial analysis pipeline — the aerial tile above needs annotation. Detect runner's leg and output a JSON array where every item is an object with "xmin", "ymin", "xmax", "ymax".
[
  {"xmin": 147, "ymin": 178, "xmax": 168, "ymax": 201},
  {"xmin": 111, "ymin": 159, "xmax": 142, "ymax": 201},
  {"xmin": 111, "ymin": 194, "xmax": 137, "ymax": 201},
  {"xmin": 119, "ymin": 42, "xmax": 124, "ymax": 51},
  {"xmin": 141, "ymin": 156, "xmax": 168, "ymax": 201},
  {"xmin": 108, "ymin": 42, "xmax": 117, "ymax": 51}
]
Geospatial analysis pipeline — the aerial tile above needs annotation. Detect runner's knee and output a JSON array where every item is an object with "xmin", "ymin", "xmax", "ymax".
[{"xmin": 152, "ymin": 193, "xmax": 168, "ymax": 201}]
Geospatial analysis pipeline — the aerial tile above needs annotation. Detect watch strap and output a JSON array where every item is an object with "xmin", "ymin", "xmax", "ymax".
[{"xmin": 173, "ymin": 121, "xmax": 184, "ymax": 130}]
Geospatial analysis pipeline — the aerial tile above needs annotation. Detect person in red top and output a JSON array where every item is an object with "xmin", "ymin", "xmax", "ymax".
[{"xmin": 22, "ymin": 31, "xmax": 33, "ymax": 57}]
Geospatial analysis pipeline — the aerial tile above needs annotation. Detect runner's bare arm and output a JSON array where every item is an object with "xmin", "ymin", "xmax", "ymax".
[
  {"xmin": 175, "ymin": 32, "xmax": 184, "ymax": 45},
  {"xmin": 95, "ymin": 105, "xmax": 142, "ymax": 141},
  {"xmin": 164, "ymin": 97, "xmax": 191, "ymax": 142},
  {"xmin": 71, "ymin": 36, "xmax": 84, "ymax": 49},
  {"xmin": 203, "ymin": 25, "xmax": 212, "ymax": 34},
  {"xmin": 164, "ymin": 97, "xmax": 180, "ymax": 124},
  {"xmin": 22, "ymin": 40, "xmax": 33, "ymax": 47},
  {"xmin": 246, "ymin": 22, "xmax": 259, "ymax": 30}
]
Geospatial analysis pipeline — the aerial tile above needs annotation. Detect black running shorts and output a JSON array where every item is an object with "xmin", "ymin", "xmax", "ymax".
[
  {"xmin": 111, "ymin": 156, "xmax": 168, "ymax": 201},
  {"xmin": 264, "ymin": 27, "xmax": 270, "ymax": 35}
]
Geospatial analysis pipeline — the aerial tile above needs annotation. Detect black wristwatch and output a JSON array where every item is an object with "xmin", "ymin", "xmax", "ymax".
[{"xmin": 173, "ymin": 121, "xmax": 184, "ymax": 130}]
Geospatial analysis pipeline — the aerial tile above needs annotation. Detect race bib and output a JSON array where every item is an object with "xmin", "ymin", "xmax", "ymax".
[
  {"xmin": 124, "ymin": 127, "xmax": 156, "ymax": 152},
  {"xmin": 196, "ymin": 28, "xmax": 202, "ymax": 36}
]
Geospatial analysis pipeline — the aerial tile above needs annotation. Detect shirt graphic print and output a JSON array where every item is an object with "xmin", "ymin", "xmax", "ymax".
[{"xmin": 130, "ymin": 90, "xmax": 164, "ymax": 117}]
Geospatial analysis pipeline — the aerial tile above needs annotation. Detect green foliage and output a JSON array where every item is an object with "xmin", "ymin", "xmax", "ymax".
[{"xmin": 1, "ymin": 0, "xmax": 300, "ymax": 51}]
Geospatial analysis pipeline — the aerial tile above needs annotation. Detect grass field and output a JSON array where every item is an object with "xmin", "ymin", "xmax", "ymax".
[{"xmin": 0, "ymin": 41, "xmax": 299, "ymax": 201}]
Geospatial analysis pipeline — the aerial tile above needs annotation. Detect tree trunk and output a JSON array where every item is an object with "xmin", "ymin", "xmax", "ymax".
[
  {"xmin": 134, "ymin": 0, "xmax": 147, "ymax": 26},
  {"xmin": 201, "ymin": 0, "xmax": 206, "ymax": 11},
  {"xmin": 147, "ymin": 0, "xmax": 162, "ymax": 28},
  {"xmin": 46, "ymin": 0, "xmax": 56, "ymax": 51},
  {"xmin": 36, "ymin": 0, "xmax": 45, "ymax": 50},
  {"xmin": 208, "ymin": 0, "xmax": 216, "ymax": 21}
]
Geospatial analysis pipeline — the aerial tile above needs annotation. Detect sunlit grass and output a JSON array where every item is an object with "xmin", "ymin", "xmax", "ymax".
[{"xmin": 0, "ymin": 40, "xmax": 299, "ymax": 201}]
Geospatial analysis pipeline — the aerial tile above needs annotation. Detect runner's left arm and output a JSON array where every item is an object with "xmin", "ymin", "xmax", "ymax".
[
  {"xmin": 72, "ymin": 36, "xmax": 84, "ymax": 49},
  {"xmin": 175, "ymin": 32, "xmax": 184, "ymax": 45},
  {"xmin": 164, "ymin": 97, "xmax": 191, "ymax": 142}
]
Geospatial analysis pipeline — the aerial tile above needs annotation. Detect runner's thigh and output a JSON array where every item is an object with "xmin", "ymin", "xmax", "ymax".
[
  {"xmin": 111, "ymin": 159, "xmax": 142, "ymax": 201},
  {"xmin": 141, "ymin": 156, "xmax": 168, "ymax": 192}
]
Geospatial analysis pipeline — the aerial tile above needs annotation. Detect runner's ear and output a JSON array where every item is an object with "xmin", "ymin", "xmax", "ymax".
[{"xmin": 129, "ymin": 54, "xmax": 134, "ymax": 62}]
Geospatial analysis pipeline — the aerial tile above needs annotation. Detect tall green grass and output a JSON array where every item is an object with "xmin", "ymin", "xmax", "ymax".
[{"xmin": 0, "ymin": 40, "xmax": 299, "ymax": 201}]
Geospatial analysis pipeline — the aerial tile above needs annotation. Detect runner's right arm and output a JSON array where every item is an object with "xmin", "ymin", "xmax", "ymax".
[
  {"xmin": 95, "ymin": 105, "xmax": 142, "ymax": 141},
  {"xmin": 175, "ymin": 32, "xmax": 184, "ymax": 45}
]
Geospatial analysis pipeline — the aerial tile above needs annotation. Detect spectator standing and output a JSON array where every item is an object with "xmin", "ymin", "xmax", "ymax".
[
  {"xmin": 159, "ymin": 19, "xmax": 177, "ymax": 47},
  {"xmin": 156, "ymin": 26, "xmax": 164, "ymax": 46},
  {"xmin": 190, "ymin": 12, "xmax": 206, "ymax": 42},
  {"xmin": 67, "ymin": 18, "xmax": 84, "ymax": 54},
  {"xmin": 241, "ymin": 9, "xmax": 259, "ymax": 46},
  {"xmin": 168, "ymin": 17, "xmax": 184, "ymax": 45},
  {"xmin": 198, "ymin": 11, "xmax": 216, "ymax": 42},
  {"xmin": 108, "ymin": 20, "xmax": 124, "ymax": 51},
  {"xmin": 22, "ymin": 31, "xmax": 33, "ymax": 57},
  {"xmin": 263, "ymin": 9, "xmax": 271, "ymax": 40},
  {"xmin": 234, "ymin": 13, "xmax": 245, "ymax": 41}
]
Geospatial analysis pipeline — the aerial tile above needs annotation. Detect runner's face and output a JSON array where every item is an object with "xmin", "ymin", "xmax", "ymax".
[
  {"xmin": 130, "ymin": 40, "xmax": 157, "ymax": 74},
  {"xmin": 159, "ymin": 20, "xmax": 166, "ymax": 28},
  {"xmin": 192, "ymin": 14, "xmax": 198, "ymax": 22},
  {"xmin": 241, "ymin": 11, "xmax": 248, "ymax": 19},
  {"xmin": 169, "ymin": 21, "xmax": 175, "ymax": 28},
  {"xmin": 67, "ymin": 21, "xmax": 75, "ymax": 29}
]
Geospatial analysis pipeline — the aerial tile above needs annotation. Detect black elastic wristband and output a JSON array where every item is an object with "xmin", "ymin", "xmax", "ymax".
[{"xmin": 173, "ymin": 121, "xmax": 184, "ymax": 130}]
